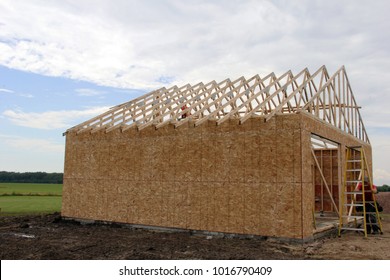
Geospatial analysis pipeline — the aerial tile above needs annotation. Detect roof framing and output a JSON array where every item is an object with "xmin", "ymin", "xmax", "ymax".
[{"xmin": 65, "ymin": 66, "xmax": 369, "ymax": 143}]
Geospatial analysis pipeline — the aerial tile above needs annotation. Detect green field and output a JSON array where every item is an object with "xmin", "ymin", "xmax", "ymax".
[{"xmin": 0, "ymin": 183, "xmax": 62, "ymax": 216}]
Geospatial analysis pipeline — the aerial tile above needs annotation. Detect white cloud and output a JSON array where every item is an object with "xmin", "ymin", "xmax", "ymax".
[
  {"xmin": 0, "ymin": 88, "xmax": 33, "ymax": 98},
  {"xmin": 364, "ymin": 113, "xmax": 390, "ymax": 128},
  {"xmin": 2, "ymin": 107, "xmax": 110, "ymax": 130},
  {"xmin": 0, "ymin": 0, "xmax": 388, "ymax": 92},
  {"xmin": 19, "ymin": 93, "xmax": 34, "ymax": 98},
  {"xmin": 0, "ymin": 134, "xmax": 63, "ymax": 153},
  {"xmin": 0, "ymin": 88, "xmax": 14, "ymax": 93},
  {"xmin": 374, "ymin": 169, "xmax": 390, "ymax": 186},
  {"xmin": 0, "ymin": 0, "xmax": 335, "ymax": 88},
  {"xmin": 75, "ymin": 88, "xmax": 106, "ymax": 97}
]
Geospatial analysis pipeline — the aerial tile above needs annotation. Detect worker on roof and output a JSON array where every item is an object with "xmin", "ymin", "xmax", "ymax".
[{"xmin": 181, "ymin": 105, "xmax": 190, "ymax": 119}]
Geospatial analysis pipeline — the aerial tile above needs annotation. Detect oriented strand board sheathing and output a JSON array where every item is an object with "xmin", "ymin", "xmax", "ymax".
[
  {"xmin": 114, "ymin": 181, "xmax": 129, "ymax": 223},
  {"xmin": 228, "ymin": 182, "xmax": 245, "ymax": 234},
  {"xmin": 187, "ymin": 135, "xmax": 202, "ymax": 182},
  {"xmin": 258, "ymin": 130, "xmax": 277, "ymax": 183},
  {"xmin": 204, "ymin": 182, "xmax": 216, "ymax": 232},
  {"xmin": 293, "ymin": 129, "xmax": 302, "ymax": 183},
  {"xmin": 292, "ymin": 183, "xmax": 303, "ymax": 239},
  {"xmin": 301, "ymin": 182, "xmax": 315, "ymax": 237},
  {"xmin": 244, "ymin": 131, "xmax": 258, "ymax": 183},
  {"xmin": 201, "ymin": 182, "xmax": 213, "ymax": 230},
  {"xmin": 106, "ymin": 183, "xmax": 120, "ymax": 222},
  {"xmin": 300, "ymin": 130, "xmax": 313, "ymax": 184},
  {"xmin": 160, "ymin": 181, "xmax": 173, "ymax": 227},
  {"xmin": 138, "ymin": 181, "xmax": 153, "ymax": 225},
  {"xmin": 276, "ymin": 129, "xmax": 295, "ymax": 182},
  {"xmin": 173, "ymin": 182, "xmax": 189, "ymax": 229},
  {"xmin": 229, "ymin": 133, "xmax": 246, "ymax": 183},
  {"xmin": 187, "ymin": 182, "xmax": 202, "ymax": 230},
  {"xmin": 243, "ymin": 183, "xmax": 260, "ymax": 234},
  {"xmin": 258, "ymin": 183, "xmax": 278, "ymax": 236},
  {"xmin": 95, "ymin": 180, "xmax": 108, "ymax": 221},
  {"xmin": 213, "ymin": 183, "xmax": 230, "ymax": 233},
  {"xmin": 214, "ymin": 134, "xmax": 231, "ymax": 182},
  {"xmin": 62, "ymin": 112, "xmax": 372, "ymax": 240},
  {"xmin": 200, "ymin": 133, "xmax": 215, "ymax": 182},
  {"xmin": 267, "ymin": 183, "xmax": 297, "ymax": 237}
]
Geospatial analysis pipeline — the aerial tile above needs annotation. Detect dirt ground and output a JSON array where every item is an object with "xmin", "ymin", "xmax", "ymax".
[
  {"xmin": 1, "ymin": 211, "xmax": 390, "ymax": 260},
  {"xmin": 376, "ymin": 192, "xmax": 390, "ymax": 214}
]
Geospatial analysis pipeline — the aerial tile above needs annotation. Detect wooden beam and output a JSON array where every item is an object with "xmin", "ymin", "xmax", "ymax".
[
  {"xmin": 239, "ymin": 70, "xmax": 294, "ymax": 124},
  {"xmin": 65, "ymin": 65, "xmax": 370, "ymax": 145},
  {"xmin": 215, "ymin": 73, "xmax": 275, "ymax": 126}
]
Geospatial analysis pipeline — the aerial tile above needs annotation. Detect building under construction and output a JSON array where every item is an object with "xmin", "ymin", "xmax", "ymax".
[{"xmin": 62, "ymin": 65, "xmax": 377, "ymax": 241}]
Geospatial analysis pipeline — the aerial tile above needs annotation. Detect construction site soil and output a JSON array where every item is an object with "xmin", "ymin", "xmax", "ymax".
[{"xmin": 1, "ymin": 192, "xmax": 390, "ymax": 260}]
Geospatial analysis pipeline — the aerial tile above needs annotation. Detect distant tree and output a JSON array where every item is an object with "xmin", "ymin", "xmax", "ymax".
[
  {"xmin": 377, "ymin": 184, "xmax": 390, "ymax": 192},
  {"xmin": 0, "ymin": 171, "xmax": 63, "ymax": 184}
]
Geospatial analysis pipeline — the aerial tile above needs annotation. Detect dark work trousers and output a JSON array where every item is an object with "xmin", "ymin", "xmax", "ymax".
[{"xmin": 366, "ymin": 203, "xmax": 379, "ymax": 233}]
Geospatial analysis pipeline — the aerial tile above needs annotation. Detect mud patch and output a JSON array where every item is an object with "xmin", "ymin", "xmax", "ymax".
[{"xmin": 1, "ymin": 213, "xmax": 389, "ymax": 260}]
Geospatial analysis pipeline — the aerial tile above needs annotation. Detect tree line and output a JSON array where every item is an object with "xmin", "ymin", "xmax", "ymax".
[
  {"xmin": 0, "ymin": 170, "xmax": 388, "ymax": 189},
  {"xmin": 378, "ymin": 184, "xmax": 390, "ymax": 192},
  {"xmin": 0, "ymin": 171, "xmax": 63, "ymax": 184}
]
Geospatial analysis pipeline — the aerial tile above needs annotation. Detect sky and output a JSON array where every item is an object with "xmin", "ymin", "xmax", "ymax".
[{"xmin": 0, "ymin": 0, "xmax": 389, "ymax": 184}]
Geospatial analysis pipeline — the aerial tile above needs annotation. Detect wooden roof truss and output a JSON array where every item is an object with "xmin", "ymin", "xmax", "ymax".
[{"xmin": 66, "ymin": 66, "xmax": 369, "ymax": 143}]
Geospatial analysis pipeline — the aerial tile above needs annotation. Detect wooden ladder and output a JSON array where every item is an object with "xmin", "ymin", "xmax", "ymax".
[{"xmin": 338, "ymin": 146, "xmax": 383, "ymax": 237}]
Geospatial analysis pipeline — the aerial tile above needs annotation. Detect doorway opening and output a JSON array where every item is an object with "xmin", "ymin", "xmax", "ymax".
[{"xmin": 311, "ymin": 134, "xmax": 341, "ymax": 233}]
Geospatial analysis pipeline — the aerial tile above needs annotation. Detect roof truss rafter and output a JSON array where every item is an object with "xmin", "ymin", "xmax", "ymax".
[{"xmin": 66, "ymin": 65, "xmax": 369, "ymax": 143}]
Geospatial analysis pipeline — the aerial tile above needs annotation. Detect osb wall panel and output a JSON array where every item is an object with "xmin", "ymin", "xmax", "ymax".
[{"xmin": 63, "ymin": 115, "xmax": 307, "ymax": 239}]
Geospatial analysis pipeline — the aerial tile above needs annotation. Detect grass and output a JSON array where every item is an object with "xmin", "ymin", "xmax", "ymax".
[
  {"xmin": 0, "ymin": 183, "xmax": 62, "ymax": 216},
  {"xmin": 0, "ymin": 196, "xmax": 62, "ymax": 216},
  {"xmin": 0, "ymin": 183, "xmax": 62, "ymax": 195}
]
